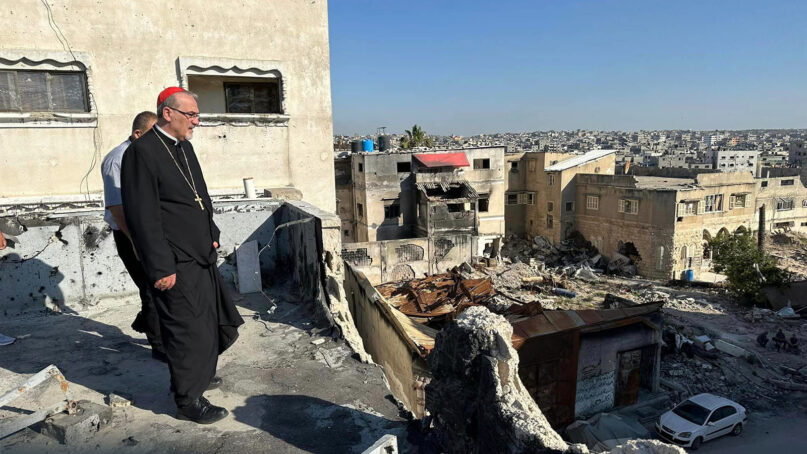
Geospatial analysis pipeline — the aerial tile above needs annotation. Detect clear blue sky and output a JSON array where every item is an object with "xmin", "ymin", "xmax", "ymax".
[{"xmin": 328, "ymin": 0, "xmax": 807, "ymax": 136}]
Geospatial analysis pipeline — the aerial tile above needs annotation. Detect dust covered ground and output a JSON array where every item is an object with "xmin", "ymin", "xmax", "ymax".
[{"xmin": 0, "ymin": 288, "xmax": 431, "ymax": 454}]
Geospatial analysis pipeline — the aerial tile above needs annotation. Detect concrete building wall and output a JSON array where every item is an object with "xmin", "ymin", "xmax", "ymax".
[
  {"xmin": 575, "ymin": 323, "xmax": 660, "ymax": 418},
  {"xmin": 754, "ymin": 175, "xmax": 807, "ymax": 234},
  {"xmin": 341, "ymin": 234, "xmax": 474, "ymax": 286},
  {"xmin": 343, "ymin": 263, "xmax": 430, "ymax": 418},
  {"xmin": 523, "ymin": 152, "xmax": 615, "ymax": 244},
  {"xmin": 575, "ymin": 175, "xmax": 678, "ymax": 280},
  {"xmin": 505, "ymin": 153, "xmax": 527, "ymax": 237},
  {"xmin": 1, "ymin": 0, "xmax": 335, "ymax": 211}
]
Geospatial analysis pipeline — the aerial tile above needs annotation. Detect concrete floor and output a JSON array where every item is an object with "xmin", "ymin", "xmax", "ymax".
[{"xmin": 0, "ymin": 289, "xmax": 430, "ymax": 453}]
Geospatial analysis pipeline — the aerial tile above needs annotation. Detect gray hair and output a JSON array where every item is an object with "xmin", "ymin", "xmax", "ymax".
[{"xmin": 158, "ymin": 90, "xmax": 199, "ymax": 118}]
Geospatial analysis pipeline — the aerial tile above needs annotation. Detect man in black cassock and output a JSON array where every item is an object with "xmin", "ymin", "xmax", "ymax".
[{"xmin": 121, "ymin": 87, "xmax": 243, "ymax": 424}]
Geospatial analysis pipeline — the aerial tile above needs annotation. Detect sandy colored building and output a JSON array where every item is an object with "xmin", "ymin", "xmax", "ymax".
[
  {"xmin": 504, "ymin": 150, "xmax": 617, "ymax": 243},
  {"xmin": 574, "ymin": 172, "xmax": 757, "ymax": 280},
  {"xmin": 0, "ymin": 0, "xmax": 335, "ymax": 211},
  {"xmin": 754, "ymin": 168, "xmax": 807, "ymax": 234}
]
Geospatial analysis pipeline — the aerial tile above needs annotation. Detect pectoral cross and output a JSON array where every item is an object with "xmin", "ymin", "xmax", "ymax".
[{"xmin": 195, "ymin": 195, "xmax": 205, "ymax": 211}]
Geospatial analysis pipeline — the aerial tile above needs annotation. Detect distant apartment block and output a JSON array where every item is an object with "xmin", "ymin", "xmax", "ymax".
[{"xmin": 709, "ymin": 150, "xmax": 758, "ymax": 174}]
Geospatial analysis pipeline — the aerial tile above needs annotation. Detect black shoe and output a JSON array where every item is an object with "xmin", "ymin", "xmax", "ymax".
[
  {"xmin": 206, "ymin": 376, "xmax": 223, "ymax": 391},
  {"xmin": 152, "ymin": 349, "xmax": 169, "ymax": 363},
  {"xmin": 176, "ymin": 397, "xmax": 228, "ymax": 424}
]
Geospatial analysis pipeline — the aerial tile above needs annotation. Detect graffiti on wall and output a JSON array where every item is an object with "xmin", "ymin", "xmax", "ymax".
[{"xmin": 574, "ymin": 370, "xmax": 615, "ymax": 417}]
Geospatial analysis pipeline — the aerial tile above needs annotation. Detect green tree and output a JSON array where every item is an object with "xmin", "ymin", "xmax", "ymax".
[
  {"xmin": 709, "ymin": 231, "xmax": 789, "ymax": 304},
  {"xmin": 400, "ymin": 124, "xmax": 433, "ymax": 149}
]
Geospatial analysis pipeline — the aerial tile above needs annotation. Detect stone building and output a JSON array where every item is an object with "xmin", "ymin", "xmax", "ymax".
[
  {"xmin": 574, "ymin": 172, "xmax": 756, "ymax": 280},
  {"xmin": 1, "ymin": 0, "xmax": 335, "ymax": 211},
  {"xmin": 789, "ymin": 141, "xmax": 806, "ymax": 167},
  {"xmin": 336, "ymin": 147, "xmax": 506, "ymax": 251},
  {"xmin": 755, "ymin": 168, "xmax": 807, "ymax": 233}
]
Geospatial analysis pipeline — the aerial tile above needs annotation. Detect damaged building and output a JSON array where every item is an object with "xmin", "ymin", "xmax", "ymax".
[
  {"xmin": 343, "ymin": 263, "xmax": 663, "ymax": 428},
  {"xmin": 336, "ymin": 147, "xmax": 506, "ymax": 284}
]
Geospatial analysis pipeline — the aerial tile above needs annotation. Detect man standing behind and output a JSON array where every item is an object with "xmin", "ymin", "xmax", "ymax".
[
  {"xmin": 121, "ymin": 87, "xmax": 243, "ymax": 424},
  {"xmin": 101, "ymin": 111, "xmax": 165, "ymax": 362}
]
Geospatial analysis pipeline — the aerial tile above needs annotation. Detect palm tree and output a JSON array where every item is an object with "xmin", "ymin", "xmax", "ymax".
[{"xmin": 400, "ymin": 124, "xmax": 433, "ymax": 149}]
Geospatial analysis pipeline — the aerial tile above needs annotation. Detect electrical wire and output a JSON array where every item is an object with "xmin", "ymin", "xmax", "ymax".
[{"xmin": 40, "ymin": 0, "xmax": 103, "ymax": 201}]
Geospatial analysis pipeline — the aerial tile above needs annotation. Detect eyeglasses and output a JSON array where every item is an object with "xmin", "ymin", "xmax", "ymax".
[{"xmin": 168, "ymin": 106, "xmax": 200, "ymax": 119}]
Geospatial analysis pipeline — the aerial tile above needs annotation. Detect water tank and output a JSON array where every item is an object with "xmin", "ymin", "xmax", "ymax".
[
  {"xmin": 362, "ymin": 139, "xmax": 374, "ymax": 152},
  {"xmin": 378, "ymin": 135, "xmax": 391, "ymax": 151},
  {"xmin": 684, "ymin": 269, "xmax": 695, "ymax": 282},
  {"xmin": 350, "ymin": 140, "xmax": 362, "ymax": 153}
]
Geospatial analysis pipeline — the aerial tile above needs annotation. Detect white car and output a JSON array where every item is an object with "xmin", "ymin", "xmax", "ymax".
[{"xmin": 655, "ymin": 393, "xmax": 747, "ymax": 450}]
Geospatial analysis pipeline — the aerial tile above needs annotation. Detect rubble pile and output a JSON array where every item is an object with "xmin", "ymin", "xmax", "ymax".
[
  {"xmin": 500, "ymin": 234, "xmax": 638, "ymax": 278},
  {"xmin": 768, "ymin": 231, "xmax": 807, "ymax": 280}
]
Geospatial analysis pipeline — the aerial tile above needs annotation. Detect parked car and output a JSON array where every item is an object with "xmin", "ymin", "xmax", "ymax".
[{"xmin": 655, "ymin": 393, "xmax": 747, "ymax": 449}]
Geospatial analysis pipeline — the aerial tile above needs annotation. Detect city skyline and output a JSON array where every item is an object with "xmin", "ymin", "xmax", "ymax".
[{"xmin": 329, "ymin": 0, "xmax": 807, "ymax": 136}]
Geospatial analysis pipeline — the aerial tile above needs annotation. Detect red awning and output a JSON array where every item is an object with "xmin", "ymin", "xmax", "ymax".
[{"xmin": 413, "ymin": 152, "xmax": 470, "ymax": 168}]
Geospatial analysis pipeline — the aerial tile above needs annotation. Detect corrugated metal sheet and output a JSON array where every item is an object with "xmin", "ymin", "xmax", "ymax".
[
  {"xmin": 414, "ymin": 152, "xmax": 470, "ymax": 168},
  {"xmin": 511, "ymin": 302, "xmax": 663, "ymax": 346},
  {"xmin": 544, "ymin": 149, "xmax": 615, "ymax": 172}
]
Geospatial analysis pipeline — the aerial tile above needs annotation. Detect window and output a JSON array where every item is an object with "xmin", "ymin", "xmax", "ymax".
[
  {"xmin": 357, "ymin": 203, "xmax": 363, "ymax": 218},
  {"xmin": 776, "ymin": 198, "xmax": 795, "ymax": 211},
  {"xmin": 384, "ymin": 201, "xmax": 400, "ymax": 219},
  {"xmin": 506, "ymin": 193, "xmax": 518, "ymax": 205},
  {"xmin": 546, "ymin": 215, "xmax": 554, "ymax": 229},
  {"xmin": 801, "ymin": 222, "xmax": 807, "ymax": 227},
  {"xmin": 586, "ymin": 195, "xmax": 599, "ymax": 210},
  {"xmin": 704, "ymin": 194, "xmax": 724, "ymax": 213},
  {"xmin": 618, "ymin": 199, "xmax": 639, "ymax": 214},
  {"xmin": 180, "ymin": 57, "xmax": 287, "ymax": 124},
  {"xmin": 528, "ymin": 160, "xmax": 537, "ymax": 172},
  {"xmin": 397, "ymin": 161, "xmax": 411, "ymax": 173},
  {"xmin": 782, "ymin": 179, "xmax": 795, "ymax": 186},
  {"xmin": 517, "ymin": 193, "xmax": 533, "ymax": 205},
  {"xmin": 730, "ymin": 194, "xmax": 746, "ymax": 209},
  {"xmin": 478, "ymin": 197, "xmax": 490, "ymax": 212},
  {"xmin": 224, "ymin": 81, "xmax": 281, "ymax": 113},
  {"xmin": 473, "ymin": 158, "xmax": 490, "ymax": 169},
  {"xmin": 358, "ymin": 162, "xmax": 364, "ymax": 172},
  {"xmin": 803, "ymin": 199, "xmax": 807, "ymax": 208},
  {"xmin": 565, "ymin": 202, "xmax": 574, "ymax": 212},
  {"xmin": 548, "ymin": 174, "xmax": 556, "ymax": 185},
  {"xmin": 775, "ymin": 221, "xmax": 795, "ymax": 228},
  {"xmin": 447, "ymin": 203, "xmax": 464, "ymax": 212},
  {"xmin": 510, "ymin": 161, "xmax": 519, "ymax": 170},
  {"xmin": 0, "ymin": 70, "xmax": 89, "ymax": 112},
  {"xmin": 761, "ymin": 181, "xmax": 768, "ymax": 187},
  {"xmin": 547, "ymin": 201, "xmax": 554, "ymax": 212}
]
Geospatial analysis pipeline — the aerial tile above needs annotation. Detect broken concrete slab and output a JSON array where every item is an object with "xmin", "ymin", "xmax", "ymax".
[
  {"xmin": 40, "ymin": 400, "xmax": 111, "ymax": 445},
  {"xmin": 106, "ymin": 392, "xmax": 132, "ymax": 408},
  {"xmin": 713, "ymin": 339, "xmax": 750, "ymax": 358},
  {"xmin": 361, "ymin": 434, "xmax": 398, "ymax": 454}
]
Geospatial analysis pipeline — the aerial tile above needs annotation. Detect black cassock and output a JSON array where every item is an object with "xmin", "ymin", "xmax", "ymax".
[{"xmin": 120, "ymin": 127, "xmax": 243, "ymax": 406}]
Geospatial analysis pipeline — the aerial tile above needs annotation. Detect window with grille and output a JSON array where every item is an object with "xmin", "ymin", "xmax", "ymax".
[
  {"xmin": 506, "ymin": 193, "xmax": 518, "ymax": 205},
  {"xmin": 586, "ymin": 196, "xmax": 599, "ymax": 210},
  {"xmin": 223, "ymin": 81, "xmax": 282, "ymax": 114},
  {"xmin": 0, "ymin": 70, "xmax": 89, "ymax": 112}
]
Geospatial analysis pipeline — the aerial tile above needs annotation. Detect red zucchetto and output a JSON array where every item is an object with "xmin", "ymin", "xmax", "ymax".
[{"xmin": 157, "ymin": 87, "xmax": 186, "ymax": 108}]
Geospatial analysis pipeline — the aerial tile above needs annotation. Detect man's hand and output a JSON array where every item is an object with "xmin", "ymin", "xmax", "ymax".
[
  {"xmin": 155, "ymin": 274, "xmax": 176, "ymax": 291},
  {"xmin": 0, "ymin": 231, "xmax": 6, "ymax": 250},
  {"xmin": 213, "ymin": 241, "xmax": 219, "ymax": 249}
]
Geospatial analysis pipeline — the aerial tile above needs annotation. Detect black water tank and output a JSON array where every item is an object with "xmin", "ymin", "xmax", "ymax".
[
  {"xmin": 351, "ymin": 140, "xmax": 362, "ymax": 153},
  {"xmin": 378, "ymin": 135, "xmax": 391, "ymax": 151}
]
